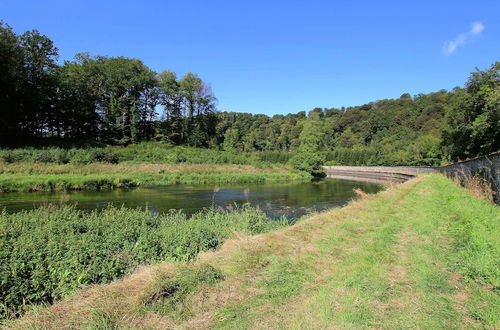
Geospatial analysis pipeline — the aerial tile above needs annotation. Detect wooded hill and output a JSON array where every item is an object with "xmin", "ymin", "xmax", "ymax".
[{"xmin": 1, "ymin": 21, "xmax": 498, "ymax": 166}]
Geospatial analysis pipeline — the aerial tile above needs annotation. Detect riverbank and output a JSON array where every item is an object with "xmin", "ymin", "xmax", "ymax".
[
  {"xmin": 0, "ymin": 163, "xmax": 310, "ymax": 192},
  {"xmin": 0, "ymin": 206, "xmax": 288, "ymax": 320},
  {"xmin": 9, "ymin": 174, "xmax": 499, "ymax": 328}
]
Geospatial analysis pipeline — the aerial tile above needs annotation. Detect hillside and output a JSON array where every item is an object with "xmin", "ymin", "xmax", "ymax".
[
  {"xmin": 2, "ymin": 22, "xmax": 499, "ymax": 165},
  {"xmin": 10, "ymin": 174, "xmax": 499, "ymax": 329}
]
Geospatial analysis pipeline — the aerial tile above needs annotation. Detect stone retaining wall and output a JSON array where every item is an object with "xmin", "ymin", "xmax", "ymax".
[{"xmin": 438, "ymin": 152, "xmax": 500, "ymax": 192}]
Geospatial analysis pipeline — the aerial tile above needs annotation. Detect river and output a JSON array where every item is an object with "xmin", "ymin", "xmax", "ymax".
[{"xmin": 0, "ymin": 178, "xmax": 382, "ymax": 220}]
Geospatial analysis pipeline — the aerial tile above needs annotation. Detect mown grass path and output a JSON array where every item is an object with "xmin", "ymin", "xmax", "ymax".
[{"xmin": 11, "ymin": 175, "xmax": 499, "ymax": 329}]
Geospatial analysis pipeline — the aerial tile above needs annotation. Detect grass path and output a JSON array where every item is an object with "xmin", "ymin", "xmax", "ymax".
[{"xmin": 11, "ymin": 175, "xmax": 499, "ymax": 329}]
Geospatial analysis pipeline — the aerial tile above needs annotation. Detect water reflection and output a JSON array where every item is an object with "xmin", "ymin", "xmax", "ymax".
[{"xmin": 0, "ymin": 179, "xmax": 382, "ymax": 220}]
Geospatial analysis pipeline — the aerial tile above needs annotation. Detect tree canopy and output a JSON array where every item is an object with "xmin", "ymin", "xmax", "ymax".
[{"xmin": 1, "ymin": 21, "xmax": 498, "ymax": 166}]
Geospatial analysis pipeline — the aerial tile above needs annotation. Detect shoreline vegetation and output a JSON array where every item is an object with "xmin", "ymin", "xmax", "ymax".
[
  {"xmin": 0, "ymin": 205, "xmax": 289, "ymax": 320},
  {"xmin": 4, "ymin": 174, "xmax": 499, "ymax": 328},
  {"xmin": 0, "ymin": 163, "xmax": 309, "ymax": 193},
  {"xmin": 0, "ymin": 144, "xmax": 310, "ymax": 192}
]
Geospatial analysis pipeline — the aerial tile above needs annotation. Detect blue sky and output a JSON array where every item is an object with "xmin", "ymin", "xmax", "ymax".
[{"xmin": 1, "ymin": 0, "xmax": 499, "ymax": 115}]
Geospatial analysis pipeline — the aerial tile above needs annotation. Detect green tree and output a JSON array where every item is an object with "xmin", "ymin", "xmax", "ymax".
[
  {"xmin": 179, "ymin": 73, "xmax": 217, "ymax": 147},
  {"xmin": 158, "ymin": 70, "xmax": 183, "ymax": 144},
  {"xmin": 57, "ymin": 53, "xmax": 103, "ymax": 139},
  {"xmin": 290, "ymin": 117, "xmax": 326, "ymax": 175},
  {"xmin": 222, "ymin": 128, "xmax": 241, "ymax": 152},
  {"xmin": 18, "ymin": 29, "xmax": 59, "ymax": 138},
  {"xmin": 98, "ymin": 56, "xmax": 158, "ymax": 144},
  {"xmin": 0, "ymin": 21, "xmax": 24, "ymax": 143},
  {"xmin": 443, "ymin": 62, "xmax": 500, "ymax": 160}
]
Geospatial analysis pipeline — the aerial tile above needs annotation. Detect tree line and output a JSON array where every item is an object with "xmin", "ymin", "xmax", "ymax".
[
  {"xmin": 0, "ymin": 22, "xmax": 217, "ymax": 146},
  {"xmin": 216, "ymin": 62, "xmax": 498, "ymax": 168},
  {"xmin": 1, "ymin": 21, "xmax": 498, "ymax": 166}
]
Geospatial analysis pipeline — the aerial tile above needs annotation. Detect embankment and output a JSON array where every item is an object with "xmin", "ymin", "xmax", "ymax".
[{"xmin": 9, "ymin": 174, "xmax": 499, "ymax": 329}]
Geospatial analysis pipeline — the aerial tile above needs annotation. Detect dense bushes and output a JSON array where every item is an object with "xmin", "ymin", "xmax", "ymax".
[
  {"xmin": 290, "ymin": 152, "xmax": 325, "ymax": 176},
  {"xmin": 0, "ymin": 148, "xmax": 119, "ymax": 165},
  {"xmin": 0, "ymin": 205, "xmax": 287, "ymax": 319},
  {"xmin": 0, "ymin": 143, "xmax": 292, "ymax": 166}
]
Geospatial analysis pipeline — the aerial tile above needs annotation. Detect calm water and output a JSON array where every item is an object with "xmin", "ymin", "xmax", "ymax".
[{"xmin": 0, "ymin": 179, "xmax": 382, "ymax": 220}]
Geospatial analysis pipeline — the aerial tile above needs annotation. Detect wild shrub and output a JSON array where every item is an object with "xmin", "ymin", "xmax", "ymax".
[
  {"xmin": 0, "ymin": 205, "xmax": 287, "ymax": 319},
  {"xmin": 289, "ymin": 152, "xmax": 325, "ymax": 176},
  {"xmin": 0, "ymin": 144, "xmax": 260, "ymax": 165},
  {"xmin": 0, "ymin": 149, "xmax": 34, "ymax": 163}
]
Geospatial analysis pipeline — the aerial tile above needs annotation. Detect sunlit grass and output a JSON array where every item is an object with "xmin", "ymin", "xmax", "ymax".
[
  {"xmin": 0, "ymin": 163, "xmax": 310, "ymax": 192},
  {"xmin": 8, "ymin": 175, "xmax": 499, "ymax": 329}
]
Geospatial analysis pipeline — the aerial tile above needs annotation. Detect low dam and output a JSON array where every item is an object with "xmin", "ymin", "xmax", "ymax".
[{"xmin": 324, "ymin": 152, "xmax": 500, "ymax": 192}]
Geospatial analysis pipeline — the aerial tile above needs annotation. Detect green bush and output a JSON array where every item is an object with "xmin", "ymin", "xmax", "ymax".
[
  {"xmin": 0, "ymin": 205, "xmax": 288, "ymax": 319},
  {"xmin": 289, "ymin": 152, "xmax": 325, "ymax": 176},
  {"xmin": 0, "ymin": 143, "xmax": 282, "ymax": 166},
  {"xmin": 0, "ymin": 149, "xmax": 34, "ymax": 163}
]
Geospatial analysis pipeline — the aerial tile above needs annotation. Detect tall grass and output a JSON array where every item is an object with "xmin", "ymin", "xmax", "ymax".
[
  {"xmin": 0, "ymin": 168, "xmax": 310, "ymax": 192},
  {"xmin": 0, "ymin": 144, "xmax": 310, "ymax": 192},
  {"xmin": 0, "ymin": 205, "xmax": 288, "ymax": 319}
]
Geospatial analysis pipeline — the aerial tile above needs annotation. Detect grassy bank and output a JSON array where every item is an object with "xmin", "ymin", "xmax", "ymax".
[
  {"xmin": 0, "ymin": 206, "xmax": 288, "ymax": 319},
  {"xmin": 0, "ymin": 163, "xmax": 309, "ymax": 192},
  {"xmin": 9, "ymin": 174, "xmax": 499, "ymax": 328}
]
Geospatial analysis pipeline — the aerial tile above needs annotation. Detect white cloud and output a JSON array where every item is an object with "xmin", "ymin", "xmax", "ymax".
[{"xmin": 442, "ymin": 22, "xmax": 484, "ymax": 55}]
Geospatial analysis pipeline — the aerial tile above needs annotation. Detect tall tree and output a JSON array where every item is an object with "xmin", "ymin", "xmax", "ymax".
[
  {"xmin": 443, "ymin": 62, "xmax": 500, "ymax": 160},
  {"xmin": 0, "ymin": 22, "xmax": 24, "ymax": 143},
  {"xmin": 57, "ymin": 53, "xmax": 103, "ymax": 139},
  {"xmin": 290, "ymin": 114, "xmax": 326, "ymax": 175},
  {"xmin": 158, "ymin": 70, "xmax": 183, "ymax": 144},
  {"xmin": 98, "ymin": 57, "xmax": 157, "ymax": 144},
  {"xmin": 18, "ymin": 29, "xmax": 59, "ymax": 139},
  {"xmin": 179, "ymin": 72, "xmax": 217, "ymax": 147}
]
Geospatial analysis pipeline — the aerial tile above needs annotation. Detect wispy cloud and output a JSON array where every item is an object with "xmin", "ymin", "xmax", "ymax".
[{"xmin": 442, "ymin": 22, "xmax": 484, "ymax": 55}]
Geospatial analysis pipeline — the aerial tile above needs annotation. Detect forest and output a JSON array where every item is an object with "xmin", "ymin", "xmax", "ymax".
[{"xmin": 1, "ymin": 21, "xmax": 499, "ymax": 169}]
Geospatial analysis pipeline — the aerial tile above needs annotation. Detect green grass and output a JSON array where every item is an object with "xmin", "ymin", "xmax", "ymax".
[
  {"xmin": 9, "ymin": 174, "xmax": 500, "ymax": 329},
  {"xmin": 0, "ymin": 164, "xmax": 310, "ymax": 192},
  {"xmin": 0, "ymin": 143, "xmax": 309, "ymax": 192}
]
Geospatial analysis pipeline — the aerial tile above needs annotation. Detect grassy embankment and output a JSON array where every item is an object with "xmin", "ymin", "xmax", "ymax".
[
  {"xmin": 0, "ymin": 144, "xmax": 306, "ymax": 192},
  {"xmin": 9, "ymin": 174, "xmax": 499, "ymax": 328}
]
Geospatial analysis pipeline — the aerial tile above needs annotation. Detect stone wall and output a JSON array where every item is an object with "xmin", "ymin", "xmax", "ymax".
[{"xmin": 437, "ymin": 152, "xmax": 500, "ymax": 192}]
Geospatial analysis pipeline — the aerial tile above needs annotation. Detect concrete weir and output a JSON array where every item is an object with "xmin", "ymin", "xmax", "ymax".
[
  {"xmin": 323, "ymin": 152, "xmax": 500, "ymax": 190},
  {"xmin": 322, "ymin": 166, "xmax": 431, "ymax": 184}
]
